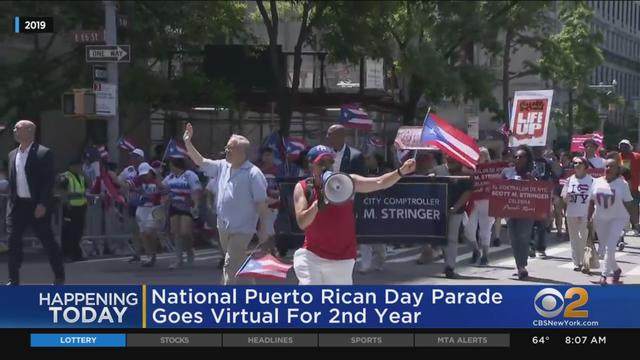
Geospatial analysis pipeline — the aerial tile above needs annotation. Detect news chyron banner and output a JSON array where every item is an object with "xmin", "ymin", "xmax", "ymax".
[
  {"xmin": 1, "ymin": 286, "xmax": 639, "ymax": 329},
  {"xmin": 508, "ymin": 90, "xmax": 554, "ymax": 147}
]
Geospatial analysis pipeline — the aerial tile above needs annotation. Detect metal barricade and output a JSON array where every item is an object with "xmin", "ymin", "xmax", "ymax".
[
  {"xmin": 0, "ymin": 192, "xmax": 218, "ymax": 258},
  {"xmin": 0, "ymin": 194, "xmax": 64, "ymax": 249}
]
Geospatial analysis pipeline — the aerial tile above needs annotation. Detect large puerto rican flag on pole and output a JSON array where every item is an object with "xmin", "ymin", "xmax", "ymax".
[
  {"xmin": 420, "ymin": 112, "xmax": 480, "ymax": 170},
  {"xmin": 339, "ymin": 104, "xmax": 373, "ymax": 130}
]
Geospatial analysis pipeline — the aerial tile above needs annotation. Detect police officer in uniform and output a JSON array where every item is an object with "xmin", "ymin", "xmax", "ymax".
[{"xmin": 58, "ymin": 159, "xmax": 88, "ymax": 262}]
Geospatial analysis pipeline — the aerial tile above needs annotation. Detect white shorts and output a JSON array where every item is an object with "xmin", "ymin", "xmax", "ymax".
[
  {"xmin": 136, "ymin": 206, "xmax": 163, "ymax": 232},
  {"xmin": 293, "ymin": 248, "xmax": 355, "ymax": 285}
]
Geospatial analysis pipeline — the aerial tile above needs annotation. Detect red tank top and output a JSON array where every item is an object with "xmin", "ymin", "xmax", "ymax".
[{"xmin": 299, "ymin": 179, "xmax": 357, "ymax": 260}]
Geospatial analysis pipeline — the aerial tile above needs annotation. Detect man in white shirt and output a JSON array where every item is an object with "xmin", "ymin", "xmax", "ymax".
[{"xmin": 6, "ymin": 120, "xmax": 64, "ymax": 286}]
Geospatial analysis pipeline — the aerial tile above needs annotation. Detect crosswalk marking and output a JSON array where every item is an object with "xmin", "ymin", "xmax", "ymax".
[
  {"xmin": 494, "ymin": 245, "xmax": 569, "ymax": 267},
  {"xmin": 81, "ymin": 248, "xmax": 220, "ymax": 264},
  {"xmin": 626, "ymin": 266, "xmax": 640, "ymax": 276},
  {"xmin": 558, "ymin": 251, "xmax": 630, "ymax": 269}
]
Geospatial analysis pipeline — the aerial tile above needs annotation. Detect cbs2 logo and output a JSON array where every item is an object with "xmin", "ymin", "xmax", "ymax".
[{"xmin": 534, "ymin": 288, "xmax": 589, "ymax": 318}]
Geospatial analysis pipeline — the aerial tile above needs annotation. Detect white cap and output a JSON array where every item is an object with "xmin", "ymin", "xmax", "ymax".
[
  {"xmin": 138, "ymin": 162, "xmax": 154, "ymax": 176},
  {"xmin": 131, "ymin": 148, "xmax": 145, "ymax": 158},
  {"xmin": 619, "ymin": 139, "xmax": 632, "ymax": 148}
]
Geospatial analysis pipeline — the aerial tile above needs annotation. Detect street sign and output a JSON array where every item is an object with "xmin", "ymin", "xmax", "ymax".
[
  {"xmin": 93, "ymin": 64, "xmax": 107, "ymax": 81},
  {"xmin": 93, "ymin": 82, "xmax": 117, "ymax": 116},
  {"xmin": 85, "ymin": 45, "xmax": 131, "ymax": 63},
  {"xmin": 72, "ymin": 30, "xmax": 104, "ymax": 43}
]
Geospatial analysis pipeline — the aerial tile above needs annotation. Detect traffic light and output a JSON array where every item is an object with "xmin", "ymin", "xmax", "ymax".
[{"xmin": 62, "ymin": 89, "xmax": 96, "ymax": 115}]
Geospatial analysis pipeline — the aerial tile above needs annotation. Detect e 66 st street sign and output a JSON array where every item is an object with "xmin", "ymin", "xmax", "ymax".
[{"xmin": 85, "ymin": 45, "xmax": 131, "ymax": 63}]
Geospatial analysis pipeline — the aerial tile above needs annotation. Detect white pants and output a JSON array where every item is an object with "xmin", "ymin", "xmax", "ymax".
[
  {"xmin": 566, "ymin": 217, "xmax": 589, "ymax": 267},
  {"xmin": 463, "ymin": 200, "xmax": 495, "ymax": 250},
  {"xmin": 593, "ymin": 217, "xmax": 625, "ymax": 276},
  {"xmin": 293, "ymin": 248, "xmax": 355, "ymax": 285},
  {"xmin": 445, "ymin": 214, "xmax": 464, "ymax": 268},
  {"xmin": 358, "ymin": 244, "xmax": 386, "ymax": 271}
]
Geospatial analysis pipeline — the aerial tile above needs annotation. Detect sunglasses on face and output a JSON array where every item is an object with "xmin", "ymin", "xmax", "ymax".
[
  {"xmin": 573, "ymin": 161, "xmax": 584, "ymax": 166},
  {"xmin": 514, "ymin": 155, "xmax": 524, "ymax": 159}
]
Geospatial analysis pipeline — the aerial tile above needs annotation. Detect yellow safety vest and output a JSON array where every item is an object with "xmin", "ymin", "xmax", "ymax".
[{"xmin": 65, "ymin": 171, "xmax": 87, "ymax": 207}]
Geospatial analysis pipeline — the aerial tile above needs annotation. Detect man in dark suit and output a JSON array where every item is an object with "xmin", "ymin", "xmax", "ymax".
[
  {"xmin": 326, "ymin": 124, "xmax": 367, "ymax": 176},
  {"xmin": 6, "ymin": 120, "xmax": 64, "ymax": 285}
]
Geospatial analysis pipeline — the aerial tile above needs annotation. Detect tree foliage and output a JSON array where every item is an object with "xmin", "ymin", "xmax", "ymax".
[
  {"xmin": 0, "ymin": 1, "xmax": 246, "ymax": 131},
  {"xmin": 253, "ymin": 0, "xmax": 328, "ymax": 136}
]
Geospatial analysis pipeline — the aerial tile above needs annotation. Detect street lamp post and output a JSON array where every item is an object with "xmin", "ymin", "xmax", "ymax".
[{"xmin": 588, "ymin": 80, "xmax": 617, "ymax": 134}]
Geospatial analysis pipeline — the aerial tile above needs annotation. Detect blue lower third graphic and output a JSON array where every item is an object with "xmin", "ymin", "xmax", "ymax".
[{"xmin": 30, "ymin": 334, "xmax": 126, "ymax": 347}]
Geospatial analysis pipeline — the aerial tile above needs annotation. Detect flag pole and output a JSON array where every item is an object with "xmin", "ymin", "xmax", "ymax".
[
  {"xmin": 161, "ymin": 138, "xmax": 171, "ymax": 164},
  {"xmin": 415, "ymin": 106, "xmax": 432, "ymax": 159}
]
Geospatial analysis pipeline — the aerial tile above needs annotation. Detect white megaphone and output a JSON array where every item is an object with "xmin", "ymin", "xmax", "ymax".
[{"xmin": 321, "ymin": 171, "xmax": 355, "ymax": 205}]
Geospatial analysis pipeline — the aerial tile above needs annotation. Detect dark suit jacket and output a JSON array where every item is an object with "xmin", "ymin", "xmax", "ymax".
[
  {"xmin": 7, "ymin": 143, "xmax": 55, "ymax": 211},
  {"xmin": 339, "ymin": 145, "xmax": 367, "ymax": 176}
]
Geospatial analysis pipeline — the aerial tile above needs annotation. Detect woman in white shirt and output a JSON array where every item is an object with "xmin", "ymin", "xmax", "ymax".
[
  {"xmin": 588, "ymin": 159, "xmax": 640, "ymax": 285},
  {"xmin": 561, "ymin": 157, "xmax": 593, "ymax": 273}
]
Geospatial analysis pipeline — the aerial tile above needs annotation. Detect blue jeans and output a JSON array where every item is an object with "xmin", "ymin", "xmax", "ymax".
[{"xmin": 508, "ymin": 219, "xmax": 535, "ymax": 269}]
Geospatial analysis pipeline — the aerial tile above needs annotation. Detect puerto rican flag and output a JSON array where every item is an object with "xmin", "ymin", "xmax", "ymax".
[
  {"xmin": 166, "ymin": 138, "xmax": 188, "ymax": 158},
  {"xmin": 236, "ymin": 254, "xmax": 292, "ymax": 281},
  {"xmin": 286, "ymin": 136, "xmax": 306, "ymax": 160},
  {"xmin": 339, "ymin": 104, "xmax": 373, "ymax": 130},
  {"xmin": 118, "ymin": 137, "xmax": 136, "ymax": 152},
  {"xmin": 368, "ymin": 135, "xmax": 385, "ymax": 148},
  {"xmin": 421, "ymin": 112, "xmax": 480, "ymax": 170}
]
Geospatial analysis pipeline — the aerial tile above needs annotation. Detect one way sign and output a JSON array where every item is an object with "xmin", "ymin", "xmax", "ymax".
[{"xmin": 86, "ymin": 45, "xmax": 131, "ymax": 63}]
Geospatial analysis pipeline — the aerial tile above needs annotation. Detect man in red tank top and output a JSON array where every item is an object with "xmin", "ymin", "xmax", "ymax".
[{"xmin": 292, "ymin": 145, "xmax": 416, "ymax": 285}]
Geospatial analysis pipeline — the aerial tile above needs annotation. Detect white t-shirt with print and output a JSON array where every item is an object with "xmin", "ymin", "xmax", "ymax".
[
  {"xmin": 591, "ymin": 177, "xmax": 633, "ymax": 220},
  {"xmin": 561, "ymin": 174, "xmax": 593, "ymax": 217}
]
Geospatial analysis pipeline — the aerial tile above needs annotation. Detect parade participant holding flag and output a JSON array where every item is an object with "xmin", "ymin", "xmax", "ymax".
[{"xmin": 292, "ymin": 145, "xmax": 416, "ymax": 285}]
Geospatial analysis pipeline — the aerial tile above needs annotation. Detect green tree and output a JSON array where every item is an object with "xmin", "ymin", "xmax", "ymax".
[
  {"xmin": 0, "ymin": 1, "xmax": 103, "ymax": 135},
  {"xmin": 253, "ymin": 0, "xmax": 328, "ymax": 137},
  {"xmin": 318, "ymin": 1, "xmax": 509, "ymax": 125},
  {"xmin": 0, "ymin": 1, "xmax": 246, "ymax": 137}
]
